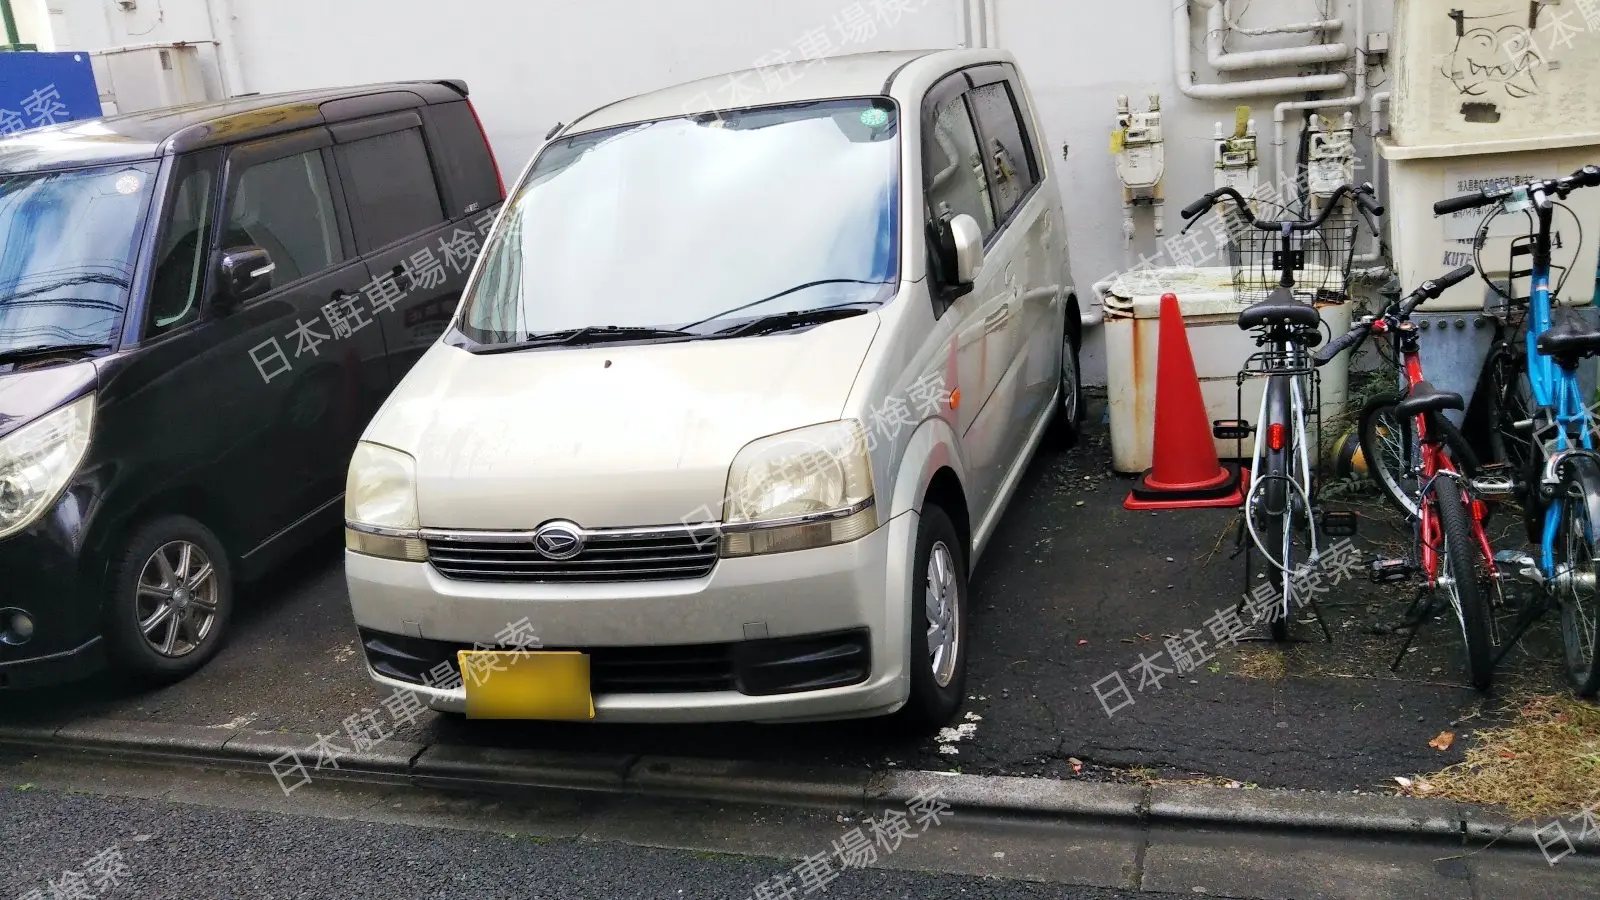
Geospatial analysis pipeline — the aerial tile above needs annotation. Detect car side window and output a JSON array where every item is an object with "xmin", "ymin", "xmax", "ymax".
[
  {"xmin": 967, "ymin": 81, "xmax": 1037, "ymax": 223},
  {"xmin": 335, "ymin": 127, "xmax": 446, "ymax": 252},
  {"xmin": 923, "ymin": 92, "xmax": 994, "ymax": 240},
  {"xmin": 145, "ymin": 151, "xmax": 219, "ymax": 337},
  {"xmin": 219, "ymin": 149, "xmax": 342, "ymax": 293}
]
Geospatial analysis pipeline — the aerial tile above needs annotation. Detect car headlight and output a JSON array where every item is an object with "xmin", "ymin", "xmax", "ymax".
[
  {"xmin": 720, "ymin": 420, "xmax": 877, "ymax": 557},
  {"xmin": 344, "ymin": 442, "xmax": 426, "ymax": 561},
  {"xmin": 0, "ymin": 394, "xmax": 94, "ymax": 541}
]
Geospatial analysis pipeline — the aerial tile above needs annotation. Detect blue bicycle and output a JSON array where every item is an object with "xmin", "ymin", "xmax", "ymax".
[{"xmin": 1434, "ymin": 165, "xmax": 1600, "ymax": 696}]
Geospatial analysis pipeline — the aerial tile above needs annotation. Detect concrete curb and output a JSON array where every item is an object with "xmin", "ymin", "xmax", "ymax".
[{"xmin": 2, "ymin": 716, "xmax": 1595, "ymax": 852}]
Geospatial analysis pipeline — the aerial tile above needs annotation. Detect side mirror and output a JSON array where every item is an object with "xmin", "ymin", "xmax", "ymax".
[
  {"xmin": 949, "ymin": 213, "xmax": 984, "ymax": 285},
  {"xmin": 217, "ymin": 246, "xmax": 275, "ymax": 308}
]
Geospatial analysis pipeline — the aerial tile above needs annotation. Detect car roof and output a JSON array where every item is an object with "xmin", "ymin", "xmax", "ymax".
[
  {"xmin": 0, "ymin": 80, "xmax": 468, "ymax": 175},
  {"xmin": 564, "ymin": 49, "xmax": 947, "ymax": 135}
]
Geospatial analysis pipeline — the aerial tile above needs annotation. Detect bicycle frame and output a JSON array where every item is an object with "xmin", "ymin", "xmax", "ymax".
[
  {"xmin": 1241, "ymin": 332, "xmax": 1320, "ymax": 579},
  {"xmin": 1376, "ymin": 318, "xmax": 1500, "ymax": 590},
  {"xmin": 1519, "ymin": 198, "xmax": 1596, "ymax": 577}
]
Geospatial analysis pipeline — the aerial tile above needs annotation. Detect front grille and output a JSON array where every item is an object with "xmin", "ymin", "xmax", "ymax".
[
  {"xmin": 425, "ymin": 526, "xmax": 720, "ymax": 583},
  {"xmin": 359, "ymin": 627, "xmax": 869, "ymax": 696}
]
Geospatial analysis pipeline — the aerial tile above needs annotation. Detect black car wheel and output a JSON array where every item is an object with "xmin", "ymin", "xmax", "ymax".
[
  {"xmin": 897, "ymin": 503, "xmax": 968, "ymax": 733},
  {"xmin": 103, "ymin": 515, "xmax": 234, "ymax": 682}
]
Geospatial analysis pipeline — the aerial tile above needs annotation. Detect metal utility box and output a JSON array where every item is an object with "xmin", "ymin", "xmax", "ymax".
[
  {"xmin": 1102, "ymin": 267, "xmax": 1354, "ymax": 474},
  {"xmin": 90, "ymin": 43, "xmax": 211, "ymax": 115}
]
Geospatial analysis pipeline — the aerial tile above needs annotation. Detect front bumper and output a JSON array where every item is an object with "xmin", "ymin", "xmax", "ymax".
[
  {"xmin": 0, "ymin": 484, "xmax": 103, "ymax": 689},
  {"xmin": 345, "ymin": 510, "xmax": 919, "ymax": 723}
]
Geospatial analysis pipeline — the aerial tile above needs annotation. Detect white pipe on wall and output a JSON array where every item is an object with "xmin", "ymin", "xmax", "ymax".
[
  {"xmin": 1174, "ymin": 1, "xmax": 1348, "ymax": 100},
  {"xmin": 1221, "ymin": 0, "xmax": 1342, "ymax": 36},
  {"xmin": 1352, "ymin": 90, "xmax": 1392, "ymax": 265},
  {"xmin": 202, "ymin": 0, "xmax": 245, "ymax": 97},
  {"xmin": 1203, "ymin": 0, "xmax": 1349, "ymax": 72},
  {"xmin": 1271, "ymin": 0, "xmax": 1365, "ymax": 183}
]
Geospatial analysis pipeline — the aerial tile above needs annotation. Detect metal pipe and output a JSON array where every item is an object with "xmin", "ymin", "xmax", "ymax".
[
  {"xmin": 202, "ymin": 0, "xmax": 246, "ymax": 97},
  {"xmin": 1272, "ymin": 0, "xmax": 1366, "ymax": 181},
  {"xmin": 1174, "ymin": 1, "xmax": 1348, "ymax": 100},
  {"xmin": 0, "ymin": 0, "xmax": 21, "ymax": 47},
  {"xmin": 1221, "ymin": 0, "xmax": 1342, "ymax": 36},
  {"xmin": 1352, "ymin": 90, "xmax": 1392, "ymax": 265},
  {"xmin": 1204, "ymin": 1, "xmax": 1348, "ymax": 72},
  {"xmin": 1085, "ymin": 278, "xmax": 1115, "ymax": 328}
]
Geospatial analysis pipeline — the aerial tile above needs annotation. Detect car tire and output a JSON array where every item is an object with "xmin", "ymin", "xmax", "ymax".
[
  {"xmin": 102, "ymin": 515, "xmax": 234, "ymax": 683},
  {"xmin": 1049, "ymin": 322, "xmax": 1084, "ymax": 449},
  {"xmin": 896, "ymin": 503, "xmax": 968, "ymax": 734}
]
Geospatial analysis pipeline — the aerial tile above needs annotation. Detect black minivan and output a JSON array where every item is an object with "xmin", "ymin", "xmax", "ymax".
[{"xmin": 0, "ymin": 80, "xmax": 504, "ymax": 688}]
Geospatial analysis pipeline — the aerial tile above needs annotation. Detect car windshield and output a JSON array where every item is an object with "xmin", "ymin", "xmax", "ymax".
[
  {"xmin": 456, "ymin": 98, "xmax": 900, "ymax": 345},
  {"xmin": 0, "ymin": 161, "xmax": 159, "ymax": 355}
]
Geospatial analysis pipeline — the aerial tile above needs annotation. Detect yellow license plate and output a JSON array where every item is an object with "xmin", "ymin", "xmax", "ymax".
[{"xmin": 458, "ymin": 650, "xmax": 594, "ymax": 720}]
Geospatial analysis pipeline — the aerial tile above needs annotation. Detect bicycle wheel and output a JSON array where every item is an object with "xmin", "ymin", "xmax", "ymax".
[
  {"xmin": 1360, "ymin": 398, "xmax": 1480, "ymax": 519},
  {"xmin": 1553, "ymin": 456, "xmax": 1600, "ymax": 696},
  {"xmin": 1432, "ymin": 482, "xmax": 1495, "ymax": 691},
  {"xmin": 1483, "ymin": 345, "xmax": 1534, "ymax": 473}
]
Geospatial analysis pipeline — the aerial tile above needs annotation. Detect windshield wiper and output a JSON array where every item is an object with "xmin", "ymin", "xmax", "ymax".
[
  {"xmin": 682, "ymin": 279, "xmax": 888, "ymax": 331},
  {"xmin": 474, "ymin": 325, "xmax": 697, "ymax": 354},
  {"xmin": 712, "ymin": 304, "xmax": 874, "ymax": 338},
  {"xmin": 0, "ymin": 342, "xmax": 112, "ymax": 365}
]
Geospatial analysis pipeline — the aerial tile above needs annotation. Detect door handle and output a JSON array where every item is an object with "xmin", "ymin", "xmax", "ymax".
[{"xmin": 391, "ymin": 264, "xmax": 413, "ymax": 291}]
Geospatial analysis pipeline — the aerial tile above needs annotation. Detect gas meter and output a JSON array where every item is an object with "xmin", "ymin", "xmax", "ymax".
[
  {"xmin": 1112, "ymin": 93, "xmax": 1165, "ymax": 246},
  {"xmin": 1213, "ymin": 106, "xmax": 1259, "ymax": 198}
]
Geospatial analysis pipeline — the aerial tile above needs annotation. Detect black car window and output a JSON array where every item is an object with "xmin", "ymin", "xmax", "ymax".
[
  {"xmin": 220, "ymin": 149, "xmax": 342, "ymax": 291},
  {"xmin": 923, "ymin": 92, "xmax": 994, "ymax": 240},
  {"xmin": 967, "ymin": 81, "xmax": 1036, "ymax": 223},
  {"xmin": 146, "ymin": 152, "xmax": 219, "ymax": 337},
  {"xmin": 335, "ymin": 127, "xmax": 446, "ymax": 252},
  {"xmin": 423, "ymin": 101, "xmax": 502, "ymax": 216}
]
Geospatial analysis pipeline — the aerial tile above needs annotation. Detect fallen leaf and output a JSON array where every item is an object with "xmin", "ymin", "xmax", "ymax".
[
  {"xmin": 1077, "ymin": 638, "xmax": 1089, "ymax": 646},
  {"xmin": 1427, "ymin": 731, "xmax": 1455, "ymax": 751},
  {"xmin": 1498, "ymin": 751, "xmax": 1517, "ymax": 759},
  {"xmin": 1067, "ymin": 756, "xmax": 1083, "ymax": 773},
  {"xmin": 1393, "ymin": 776, "xmax": 1413, "ymax": 790}
]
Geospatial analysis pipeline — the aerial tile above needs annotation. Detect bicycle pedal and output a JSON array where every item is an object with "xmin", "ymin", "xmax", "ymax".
[
  {"xmin": 1320, "ymin": 511, "xmax": 1359, "ymax": 538},
  {"xmin": 1470, "ymin": 463, "xmax": 1518, "ymax": 500},
  {"xmin": 1212, "ymin": 419, "xmax": 1254, "ymax": 440},
  {"xmin": 1370, "ymin": 558, "xmax": 1414, "ymax": 584}
]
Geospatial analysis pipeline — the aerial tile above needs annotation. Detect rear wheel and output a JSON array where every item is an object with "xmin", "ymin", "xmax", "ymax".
[
  {"xmin": 1432, "ymin": 483, "xmax": 1494, "ymax": 691},
  {"xmin": 1049, "ymin": 322, "xmax": 1084, "ymax": 449},
  {"xmin": 1553, "ymin": 459, "xmax": 1600, "ymax": 697},
  {"xmin": 1360, "ymin": 399, "xmax": 1480, "ymax": 519}
]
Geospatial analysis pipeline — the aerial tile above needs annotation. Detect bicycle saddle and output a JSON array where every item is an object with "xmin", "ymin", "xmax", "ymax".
[
  {"xmin": 1394, "ymin": 381, "xmax": 1465, "ymax": 418},
  {"xmin": 1238, "ymin": 289, "xmax": 1321, "ymax": 331},
  {"xmin": 1536, "ymin": 314, "xmax": 1600, "ymax": 366}
]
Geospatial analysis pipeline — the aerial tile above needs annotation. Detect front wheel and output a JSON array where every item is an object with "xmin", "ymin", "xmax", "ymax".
[
  {"xmin": 1360, "ymin": 399, "xmax": 1480, "ymax": 519},
  {"xmin": 897, "ymin": 503, "xmax": 969, "ymax": 732},
  {"xmin": 1432, "ymin": 484, "xmax": 1494, "ymax": 691},
  {"xmin": 102, "ymin": 515, "xmax": 235, "ymax": 683},
  {"xmin": 1553, "ymin": 458, "xmax": 1600, "ymax": 697}
]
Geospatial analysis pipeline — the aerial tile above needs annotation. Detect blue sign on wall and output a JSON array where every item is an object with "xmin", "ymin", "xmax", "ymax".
[{"xmin": 0, "ymin": 51, "xmax": 101, "ymax": 134}]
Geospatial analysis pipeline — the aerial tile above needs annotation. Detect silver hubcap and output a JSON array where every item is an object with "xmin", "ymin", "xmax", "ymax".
[
  {"xmin": 1060, "ymin": 336, "xmax": 1079, "ymax": 422},
  {"xmin": 925, "ymin": 540, "xmax": 960, "ymax": 687},
  {"xmin": 135, "ymin": 540, "xmax": 219, "ymax": 658}
]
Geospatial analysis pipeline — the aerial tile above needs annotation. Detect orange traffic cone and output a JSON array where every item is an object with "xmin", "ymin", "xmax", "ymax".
[{"xmin": 1124, "ymin": 293, "xmax": 1243, "ymax": 510}]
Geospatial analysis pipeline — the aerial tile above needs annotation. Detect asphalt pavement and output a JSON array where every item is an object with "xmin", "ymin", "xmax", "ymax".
[{"xmin": 0, "ymin": 406, "xmax": 1574, "ymax": 793}]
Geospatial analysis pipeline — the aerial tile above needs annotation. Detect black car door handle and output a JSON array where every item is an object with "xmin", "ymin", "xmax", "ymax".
[{"xmin": 391, "ymin": 264, "xmax": 412, "ymax": 291}]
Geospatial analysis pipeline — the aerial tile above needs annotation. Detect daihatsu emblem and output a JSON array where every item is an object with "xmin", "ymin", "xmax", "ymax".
[{"xmin": 533, "ymin": 521, "xmax": 585, "ymax": 560}]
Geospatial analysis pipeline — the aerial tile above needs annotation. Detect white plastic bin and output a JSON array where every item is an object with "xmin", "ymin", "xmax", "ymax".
[{"xmin": 1103, "ymin": 267, "xmax": 1353, "ymax": 474}]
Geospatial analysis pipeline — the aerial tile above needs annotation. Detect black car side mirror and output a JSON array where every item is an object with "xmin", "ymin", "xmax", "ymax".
[{"xmin": 217, "ymin": 246, "xmax": 275, "ymax": 309}]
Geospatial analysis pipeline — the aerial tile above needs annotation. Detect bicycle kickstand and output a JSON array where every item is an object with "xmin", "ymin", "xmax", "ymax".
[{"xmin": 1388, "ymin": 588, "xmax": 1435, "ymax": 673}]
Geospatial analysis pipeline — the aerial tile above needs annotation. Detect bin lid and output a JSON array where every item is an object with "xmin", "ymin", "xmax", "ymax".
[{"xmin": 1106, "ymin": 265, "xmax": 1348, "ymax": 319}]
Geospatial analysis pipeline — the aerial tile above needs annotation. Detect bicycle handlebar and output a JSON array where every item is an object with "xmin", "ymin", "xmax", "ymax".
[
  {"xmin": 1313, "ymin": 264, "xmax": 1477, "ymax": 366},
  {"xmin": 1432, "ymin": 165, "xmax": 1600, "ymax": 216},
  {"xmin": 1180, "ymin": 183, "xmax": 1381, "ymax": 232}
]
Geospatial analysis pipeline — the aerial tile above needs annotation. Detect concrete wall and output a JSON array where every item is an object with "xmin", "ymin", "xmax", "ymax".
[{"xmin": 49, "ymin": 0, "xmax": 1398, "ymax": 384}]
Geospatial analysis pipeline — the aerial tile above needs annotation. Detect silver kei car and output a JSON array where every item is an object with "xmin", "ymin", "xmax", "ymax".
[{"xmin": 342, "ymin": 48, "xmax": 1083, "ymax": 732}]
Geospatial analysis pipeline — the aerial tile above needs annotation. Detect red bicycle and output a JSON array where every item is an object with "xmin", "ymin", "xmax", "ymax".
[{"xmin": 1316, "ymin": 264, "xmax": 1507, "ymax": 689}]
